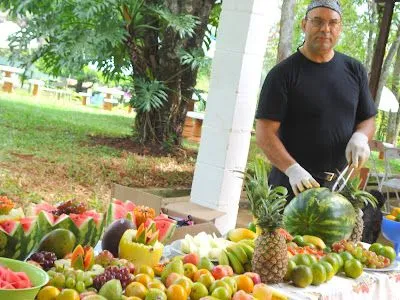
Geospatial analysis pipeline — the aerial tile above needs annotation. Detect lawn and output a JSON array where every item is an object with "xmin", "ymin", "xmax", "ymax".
[{"xmin": 0, "ymin": 91, "xmax": 398, "ymax": 210}]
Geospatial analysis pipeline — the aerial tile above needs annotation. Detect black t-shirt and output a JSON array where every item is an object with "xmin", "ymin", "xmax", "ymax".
[{"xmin": 256, "ymin": 50, "xmax": 377, "ymax": 186}]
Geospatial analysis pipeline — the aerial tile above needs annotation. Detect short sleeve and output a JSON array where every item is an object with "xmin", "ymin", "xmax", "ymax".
[
  {"xmin": 356, "ymin": 64, "xmax": 377, "ymax": 122},
  {"xmin": 255, "ymin": 66, "xmax": 288, "ymax": 121}
]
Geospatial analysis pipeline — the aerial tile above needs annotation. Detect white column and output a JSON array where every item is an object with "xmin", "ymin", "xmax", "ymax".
[{"xmin": 190, "ymin": 0, "xmax": 276, "ymax": 234}]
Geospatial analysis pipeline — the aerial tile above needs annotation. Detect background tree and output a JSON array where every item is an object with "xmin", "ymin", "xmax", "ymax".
[
  {"xmin": 277, "ymin": 0, "xmax": 295, "ymax": 63},
  {"xmin": 1, "ymin": 0, "xmax": 220, "ymax": 148}
]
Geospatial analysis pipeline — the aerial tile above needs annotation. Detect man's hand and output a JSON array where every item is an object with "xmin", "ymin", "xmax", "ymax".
[
  {"xmin": 284, "ymin": 163, "xmax": 320, "ymax": 195},
  {"xmin": 345, "ymin": 132, "xmax": 370, "ymax": 168}
]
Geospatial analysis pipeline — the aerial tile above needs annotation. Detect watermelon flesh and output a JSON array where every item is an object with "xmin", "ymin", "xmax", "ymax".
[
  {"xmin": 0, "ymin": 266, "xmax": 32, "ymax": 289},
  {"xmin": 283, "ymin": 187, "xmax": 356, "ymax": 247}
]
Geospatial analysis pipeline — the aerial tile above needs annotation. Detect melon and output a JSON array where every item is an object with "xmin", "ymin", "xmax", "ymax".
[
  {"xmin": 30, "ymin": 202, "xmax": 104, "ymax": 247},
  {"xmin": 0, "ymin": 216, "xmax": 41, "ymax": 260},
  {"xmin": 145, "ymin": 214, "xmax": 177, "ymax": 244},
  {"xmin": 283, "ymin": 187, "xmax": 356, "ymax": 246},
  {"xmin": 106, "ymin": 199, "xmax": 136, "ymax": 226}
]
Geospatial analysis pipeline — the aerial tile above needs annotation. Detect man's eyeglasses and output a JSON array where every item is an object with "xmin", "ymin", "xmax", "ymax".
[{"xmin": 306, "ymin": 17, "xmax": 341, "ymax": 30}]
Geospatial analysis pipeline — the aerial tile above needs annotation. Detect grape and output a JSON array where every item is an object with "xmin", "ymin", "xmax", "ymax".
[
  {"xmin": 76, "ymin": 280, "xmax": 86, "ymax": 293},
  {"xmin": 84, "ymin": 276, "xmax": 93, "ymax": 287},
  {"xmin": 93, "ymin": 266, "xmax": 133, "ymax": 290},
  {"xmin": 28, "ymin": 251, "xmax": 57, "ymax": 271},
  {"xmin": 76, "ymin": 270, "xmax": 85, "ymax": 282},
  {"xmin": 65, "ymin": 277, "xmax": 76, "ymax": 289},
  {"xmin": 47, "ymin": 270, "xmax": 57, "ymax": 277},
  {"xmin": 53, "ymin": 273, "xmax": 66, "ymax": 288}
]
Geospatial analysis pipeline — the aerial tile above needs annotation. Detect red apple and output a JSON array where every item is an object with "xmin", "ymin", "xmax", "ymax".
[
  {"xmin": 244, "ymin": 272, "xmax": 261, "ymax": 285},
  {"xmin": 211, "ymin": 265, "xmax": 229, "ymax": 280},
  {"xmin": 223, "ymin": 265, "xmax": 234, "ymax": 276},
  {"xmin": 183, "ymin": 253, "xmax": 200, "ymax": 266}
]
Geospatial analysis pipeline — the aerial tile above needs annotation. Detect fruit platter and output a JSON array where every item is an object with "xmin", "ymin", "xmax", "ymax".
[{"xmin": 0, "ymin": 161, "xmax": 399, "ymax": 300}]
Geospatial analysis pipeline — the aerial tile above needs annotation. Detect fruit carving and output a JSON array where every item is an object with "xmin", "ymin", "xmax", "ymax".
[
  {"xmin": 144, "ymin": 214, "xmax": 177, "ymax": 243},
  {"xmin": 134, "ymin": 205, "xmax": 155, "ymax": 227},
  {"xmin": 71, "ymin": 245, "xmax": 95, "ymax": 271},
  {"xmin": 0, "ymin": 196, "xmax": 15, "ymax": 215},
  {"xmin": 119, "ymin": 223, "xmax": 164, "ymax": 267}
]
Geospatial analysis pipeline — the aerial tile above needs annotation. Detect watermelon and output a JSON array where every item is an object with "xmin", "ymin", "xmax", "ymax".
[
  {"xmin": 0, "ymin": 216, "xmax": 41, "ymax": 260},
  {"xmin": 30, "ymin": 202, "xmax": 105, "ymax": 247},
  {"xmin": 144, "ymin": 214, "xmax": 177, "ymax": 244},
  {"xmin": 106, "ymin": 199, "xmax": 136, "ymax": 226},
  {"xmin": 283, "ymin": 187, "xmax": 356, "ymax": 247}
]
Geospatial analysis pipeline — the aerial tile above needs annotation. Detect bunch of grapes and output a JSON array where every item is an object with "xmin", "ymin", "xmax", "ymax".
[
  {"xmin": 332, "ymin": 240, "xmax": 391, "ymax": 268},
  {"xmin": 93, "ymin": 266, "xmax": 133, "ymax": 290},
  {"xmin": 28, "ymin": 251, "xmax": 57, "ymax": 271},
  {"xmin": 53, "ymin": 200, "xmax": 87, "ymax": 216}
]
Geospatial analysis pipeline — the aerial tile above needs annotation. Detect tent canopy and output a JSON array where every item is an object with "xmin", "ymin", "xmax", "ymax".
[{"xmin": 378, "ymin": 86, "xmax": 399, "ymax": 112}]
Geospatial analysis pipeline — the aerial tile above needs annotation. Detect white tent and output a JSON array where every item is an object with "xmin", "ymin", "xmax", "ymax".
[{"xmin": 378, "ymin": 86, "xmax": 399, "ymax": 112}]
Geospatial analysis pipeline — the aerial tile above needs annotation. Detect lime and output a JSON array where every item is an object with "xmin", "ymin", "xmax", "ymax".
[
  {"xmin": 304, "ymin": 254, "xmax": 318, "ymax": 265},
  {"xmin": 291, "ymin": 265, "xmax": 313, "ymax": 288},
  {"xmin": 369, "ymin": 243, "xmax": 383, "ymax": 254},
  {"xmin": 284, "ymin": 260, "xmax": 297, "ymax": 281},
  {"xmin": 320, "ymin": 261, "xmax": 334, "ymax": 281},
  {"xmin": 247, "ymin": 222, "xmax": 257, "ymax": 233},
  {"xmin": 330, "ymin": 253, "xmax": 344, "ymax": 272},
  {"xmin": 291, "ymin": 254, "xmax": 311, "ymax": 266},
  {"xmin": 344, "ymin": 259, "xmax": 363, "ymax": 279},
  {"xmin": 320, "ymin": 255, "xmax": 339, "ymax": 273},
  {"xmin": 292, "ymin": 235, "xmax": 305, "ymax": 247},
  {"xmin": 339, "ymin": 251, "xmax": 354, "ymax": 263},
  {"xmin": 311, "ymin": 263, "xmax": 327, "ymax": 286},
  {"xmin": 378, "ymin": 246, "xmax": 397, "ymax": 262}
]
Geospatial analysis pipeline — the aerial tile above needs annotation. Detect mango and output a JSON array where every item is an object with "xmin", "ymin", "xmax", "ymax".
[{"xmin": 227, "ymin": 228, "xmax": 256, "ymax": 243}]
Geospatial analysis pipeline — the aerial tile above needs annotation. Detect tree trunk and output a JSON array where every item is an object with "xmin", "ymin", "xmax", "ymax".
[
  {"xmin": 388, "ymin": 44, "xmax": 400, "ymax": 145},
  {"xmin": 375, "ymin": 24, "xmax": 400, "ymax": 108},
  {"xmin": 132, "ymin": 0, "xmax": 216, "ymax": 147},
  {"xmin": 365, "ymin": 0, "xmax": 378, "ymax": 72},
  {"xmin": 75, "ymin": 80, "xmax": 83, "ymax": 93},
  {"xmin": 277, "ymin": 0, "xmax": 295, "ymax": 63}
]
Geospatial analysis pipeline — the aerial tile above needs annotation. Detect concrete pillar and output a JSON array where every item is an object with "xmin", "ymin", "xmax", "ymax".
[{"xmin": 190, "ymin": 0, "xmax": 274, "ymax": 234}]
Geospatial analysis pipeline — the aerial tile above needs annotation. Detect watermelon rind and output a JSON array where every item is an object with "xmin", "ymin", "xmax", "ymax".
[{"xmin": 283, "ymin": 187, "xmax": 356, "ymax": 247}]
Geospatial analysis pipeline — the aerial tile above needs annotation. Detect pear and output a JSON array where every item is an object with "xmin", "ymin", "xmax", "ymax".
[
  {"xmin": 161, "ymin": 259, "xmax": 184, "ymax": 283},
  {"xmin": 99, "ymin": 279, "xmax": 123, "ymax": 300}
]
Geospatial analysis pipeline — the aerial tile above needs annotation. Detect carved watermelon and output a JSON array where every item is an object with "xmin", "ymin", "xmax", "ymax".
[
  {"xmin": 144, "ymin": 214, "xmax": 177, "ymax": 244},
  {"xmin": 106, "ymin": 199, "xmax": 136, "ymax": 226},
  {"xmin": 283, "ymin": 188, "xmax": 356, "ymax": 246},
  {"xmin": 0, "ymin": 215, "xmax": 41, "ymax": 260},
  {"xmin": 30, "ymin": 203, "xmax": 104, "ymax": 247}
]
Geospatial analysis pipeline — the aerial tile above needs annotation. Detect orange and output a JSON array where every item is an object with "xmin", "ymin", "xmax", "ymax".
[
  {"xmin": 134, "ymin": 273, "xmax": 152, "ymax": 287},
  {"xmin": 193, "ymin": 269, "xmax": 212, "ymax": 282},
  {"xmin": 147, "ymin": 279, "xmax": 166, "ymax": 291},
  {"xmin": 235, "ymin": 274, "xmax": 254, "ymax": 293},
  {"xmin": 166, "ymin": 284, "xmax": 188, "ymax": 300},
  {"xmin": 390, "ymin": 207, "xmax": 400, "ymax": 217},
  {"xmin": 125, "ymin": 282, "xmax": 148, "ymax": 298},
  {"xmin": 386, "ymin": 215, "xmax": 396, "ymax": 221}
]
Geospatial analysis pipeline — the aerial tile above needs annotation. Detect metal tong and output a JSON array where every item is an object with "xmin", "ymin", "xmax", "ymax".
[{"xmin": 331, "ymin": 164, "xmax": 354, "ymax": 193}]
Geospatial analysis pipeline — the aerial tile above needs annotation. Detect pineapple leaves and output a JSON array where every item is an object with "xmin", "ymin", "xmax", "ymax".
[{"xmin": 339, "ymin": 176, "xmax": 378, "ymax": 209}]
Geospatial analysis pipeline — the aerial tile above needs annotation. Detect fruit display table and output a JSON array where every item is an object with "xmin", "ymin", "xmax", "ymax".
[{"xmin": 271, "ymin": 267, "xmax": 400, "ymax": 300}]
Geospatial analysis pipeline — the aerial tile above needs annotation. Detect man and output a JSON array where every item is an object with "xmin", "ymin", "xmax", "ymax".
[{"xmin": 255, "ymin": 0, "xmax": 377, "ymax": 199}]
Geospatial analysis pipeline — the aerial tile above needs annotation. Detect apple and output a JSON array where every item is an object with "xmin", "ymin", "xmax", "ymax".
[
  {"xmin": 183, "ymin": 253, "xmax": 200, "ymax": 265},
  {"xmin": 211, "ymin": 287, "xmax": 231, "ymax": 300},
  {"xmin": 253, "ymin": 283, "xmax": 272, "ymax": 300},
  {"xmin": 223, "ymin": 265, "xmax": 234, "ymax": 276},
  {"xmin": 209, "ymin": 280, "xmax": 232, "ymax": 296},
  {"xmin": 197, "ymin": 273, "xmax": 215, "ymax": 289},
  {"xmin": 190, "ymin": 282, "xmax": 209, "ymax": 300},
  {"xmin": 165, "ymin": 272, "xmax": 182, "ymax": 288},
  {"xmin": 244, "ymin": 272, "xmax": 261, "ymax": 285},
  {"xmin": 211, "ymin": 265, "xmax": 229, "ymax": 280},
  {"xmin": 221, "ymin": 276, "xmax": 237, "ymax": 294},
  {"xmin": 56, "ymin": 288, "xmax": 79, "ymax": 300}
]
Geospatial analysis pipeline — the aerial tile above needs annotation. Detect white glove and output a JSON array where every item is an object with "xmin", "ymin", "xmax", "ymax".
[
  {"xmin": 284, "ymin": 163, "xmax": 320, "ymax": 195},
  {"xmin": 345, "ymin": 132, "xmax": 370, "ymax": 168}
]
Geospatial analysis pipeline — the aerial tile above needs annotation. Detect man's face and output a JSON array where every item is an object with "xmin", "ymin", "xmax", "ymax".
[{"xmin": 301, "ymin": 7, "xmax": 342, "ymax": 53}]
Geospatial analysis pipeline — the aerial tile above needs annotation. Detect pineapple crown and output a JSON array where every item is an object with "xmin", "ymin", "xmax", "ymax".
[
  {"xmin": 243, "ymin": 157, "xmax": 288, "ymax": 232},
  {"xmin": 339, "ymin": 176, "xmax": 378, "ymax": 210}
]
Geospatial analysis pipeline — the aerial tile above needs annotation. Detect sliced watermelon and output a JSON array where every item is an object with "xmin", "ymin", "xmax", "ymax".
[
  {"xmin": 106, "ymin": 199, "xmax": 136, "ymax": 226},
  {"xmin": 31, "ymin": 203, "xmax": 104, "ymax": 248},
  {"xmin": 0, "ymin": 267, "xmax": 32, "ymax": 289},
  {"xmin": 145, "ymin": 214, "xmax": 177, "ymax": 244}
]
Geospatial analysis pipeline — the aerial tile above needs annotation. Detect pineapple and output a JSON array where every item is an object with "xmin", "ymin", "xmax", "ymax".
[
  {"xmin": 244, "ymin": 157, "xmax": 288, "ymax": 284},
  {"xmin": 339, "ymin": 176, "xmax": 378, "ymax": 243}
]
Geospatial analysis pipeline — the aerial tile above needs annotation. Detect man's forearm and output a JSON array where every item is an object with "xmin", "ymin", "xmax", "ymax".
[
  {"xmin": 355, "ymin": 117, "xmax": 375, "ymax": 140},
  {"xmin": 256, "ymin": 125, "xmax": 296, "ymax": 173}
]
